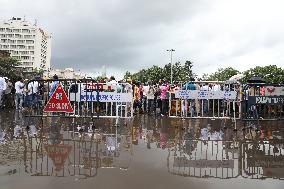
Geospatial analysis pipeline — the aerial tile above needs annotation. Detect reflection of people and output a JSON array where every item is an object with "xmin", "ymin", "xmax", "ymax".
[
  {"xmin": 48, "ymin": 117, "xmax": 63, "ymax": 144},
  {"xmin": 0, "ymin": 112, "xmax": 5, "ymax": 143},
  {"xmin": 132, "ymin": 127, "xmax": 139, "ymax": 145},
  {"xmin": 14, "ymin": 110, "xmax": 24, "ymax": 138},
  {"xmin": 146, "ymin": 130, "xmax": 153, "ymax": 149}
]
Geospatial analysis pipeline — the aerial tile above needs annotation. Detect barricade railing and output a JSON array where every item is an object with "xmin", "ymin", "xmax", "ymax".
[
  {"xmin": 241, "ymin": 83, "xmax": 284, "ymax": 121},
  {"xmin": 22, "ymin": 130, "xmax": 133, "ymax": 177},
  {"xmin": 241, "ymin": 140, "xmax": 284, "ymax": 179},
  {"xmin": 24, "ymin": 79, "xmax": 133, "ymax": 118},
  {"xmin": 167, "ymin": 139, "xmax": 240, "ymax": 179},
  {"xmin": 169, "ymin": 81, "xmax": 241, "ymax": 121}
]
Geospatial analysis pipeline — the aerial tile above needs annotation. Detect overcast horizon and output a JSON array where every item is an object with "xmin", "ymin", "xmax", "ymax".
[{"xmin": 1, "ymin": 0, "xmax": 284, "ymax": 79}]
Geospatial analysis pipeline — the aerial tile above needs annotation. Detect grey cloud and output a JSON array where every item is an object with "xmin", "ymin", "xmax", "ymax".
[{"xmin": 1, "ymin": 0, "xmax": 284, "ymax": 78}]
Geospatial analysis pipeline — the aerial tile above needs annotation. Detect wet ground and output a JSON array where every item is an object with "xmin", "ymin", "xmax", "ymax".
[{"xmin": 0, "ymin": 110, "xmax": 284, "ymax": 189}]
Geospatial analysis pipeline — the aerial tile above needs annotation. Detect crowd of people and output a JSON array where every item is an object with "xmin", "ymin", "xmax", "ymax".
[
  {"xmin": 0, "ymin": 74, "xmax": 232, "ymax": 117},
  {"xmin": 129, "ymin": 78, "xmax": 224, "ymax": 116},
  {"xmin": 0, "ymin": 75, "xmax": 45, "ymax": 111}
]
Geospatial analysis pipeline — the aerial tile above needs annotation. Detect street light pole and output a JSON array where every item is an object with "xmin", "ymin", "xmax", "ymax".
[{"xmin": 167, "ymin": 49, "xmax": 175, "ymax": 84}]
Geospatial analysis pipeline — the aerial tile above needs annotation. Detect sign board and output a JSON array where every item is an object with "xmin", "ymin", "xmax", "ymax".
[
  {"xmin": 264, "ymin": 86, "xmax": 284, "ymax": 96},
  {"xmin": 248, "ymin": 96, "xmax": 284, "ymax": 105},
  {"xmin": 43, "ymin": 84, "xmax": 74, "ymax": 113},
  {"xmin": 173, "ymin": 157, "xmax": 234, "ymax": 168},
  {"xmin": 69, "ymin": 83, "xmax": 132, "ymax": 102},
  {"xmin": 45, "ymin": 144, "xmax": 72, "ymax": 171},
  {"xmin": 175, "ymin": 90, "xmax": 237, "ymax": 100},
  {"xmin": 70, "ymin": 92, "xmax": 132, "ymax": 102},
  {"xmin": 84, "ymin": 83, "xmax": 116, "ymax": 92}
]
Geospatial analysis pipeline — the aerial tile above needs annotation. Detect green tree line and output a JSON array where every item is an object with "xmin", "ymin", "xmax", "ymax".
[
  {"xmin": 125, "ymin": 64, "xmax": 284, "ymax": 84},
  {"xmin": 124, "ymin": 60, "xmax": 195, "ymax": 83}
]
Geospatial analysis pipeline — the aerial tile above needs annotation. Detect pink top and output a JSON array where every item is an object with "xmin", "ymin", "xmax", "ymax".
[{"xmin": 160, "ymin": 85, "xmax": 168, "ymax": 100}]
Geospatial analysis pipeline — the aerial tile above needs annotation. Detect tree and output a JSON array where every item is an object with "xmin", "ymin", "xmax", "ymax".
[
  {"xmin": 0, "ymin": 57, "xmax": 22, "ymax": 81},
  {"xmin": 123, "ymin": 71, "xmax": 132, "ymax": 80},
  {"xmin": 242, "ymin": 65, "xmax": 284, "ymax": 84},
  {"xmin": 203, "ymin": 67, "xmax": 240, "ymax": 81},
  {"xmin": 123, "ymin": 60, "xmax": 195, "ymax": 84}
]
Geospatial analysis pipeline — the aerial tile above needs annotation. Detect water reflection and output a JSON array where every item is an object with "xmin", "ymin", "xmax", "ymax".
[{"xmin": 0, "ymin": 111, "xmax": 284, "ymax": 181}]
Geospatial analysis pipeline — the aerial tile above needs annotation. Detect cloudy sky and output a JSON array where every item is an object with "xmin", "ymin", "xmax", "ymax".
[{"xmin": 1, "ymin": 0, "xmax": 284, "ymax": 79}]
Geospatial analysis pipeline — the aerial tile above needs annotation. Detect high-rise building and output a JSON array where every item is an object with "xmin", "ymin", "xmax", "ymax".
[{"xmin": 0, "ymin": 17, "xmax": 52, "ymax": 71}]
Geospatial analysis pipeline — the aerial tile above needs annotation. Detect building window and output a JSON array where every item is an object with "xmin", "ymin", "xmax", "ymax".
[
  {"xmin": 6, "ymin": 28, "xmax": 12, "ymax": 33},
  {"xmin": 15, "ymin": 34, "xmax": 22, "ymax": 38},
  {"xmin": 22, "ymin": 29, "xmax": 30, "ymax": 33},
  {"xmin": 1, "ymin": 39, "xmax": 8, "ymax": 43},
  {"xmin": 26, "ymin": 40, "xmax": 34, "ymax": 44},
  {"xmin": 13, "ymin": 29, "xmax": 20, "ymax": 33},
  {"xmin": 17, "ymin": 40, "xmax": 24, "ymax": 44}
]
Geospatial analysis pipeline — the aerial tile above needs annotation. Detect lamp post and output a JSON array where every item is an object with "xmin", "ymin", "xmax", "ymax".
[{"xmin": 167, "ymin": 49, "xmax": 175, "ymax": 84}]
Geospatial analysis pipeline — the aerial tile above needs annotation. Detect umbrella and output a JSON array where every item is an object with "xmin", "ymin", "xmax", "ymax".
[
  {"xmin": 247, "ymin": 76, "xmax": 265, "ymax": 83},
  {"xmin": 226, "ymin": 74, "xmax": 245, "ymax": 84}
]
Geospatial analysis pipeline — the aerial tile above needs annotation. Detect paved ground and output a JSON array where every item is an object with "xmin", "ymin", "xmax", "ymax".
[{"xmin": 0, "ymin": 109, "xmax": 284, "ymax": 189}]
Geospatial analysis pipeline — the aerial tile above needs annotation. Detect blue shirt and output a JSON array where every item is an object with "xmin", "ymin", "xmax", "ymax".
[
  {"xmin": 182, "ymin": 83, "xmax": 196, "ymax": 90},
  {"xmin": 49, "ymin": 81, "xmax": 59, "ymax": 97}
]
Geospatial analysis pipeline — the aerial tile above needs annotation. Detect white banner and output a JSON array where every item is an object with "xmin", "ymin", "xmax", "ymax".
[
  {"xmin": 70, "ymin": 92, "xmax": 132, "ymax": 102},
  {"xmin": 175, "ymin": 90, "xmax": 237, "ymax": 100},
  {"xmin": 264, "ymin": 86, "xmax": 284, "ymax": 96}
]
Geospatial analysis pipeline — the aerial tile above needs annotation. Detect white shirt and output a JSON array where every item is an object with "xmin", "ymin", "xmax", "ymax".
[
  {"xmin": 124, "ymin": 83, "xmax": 132, "ymax": 93},
  {"xmin": 0, "ymin": 77, "xmax": 7, "ymax": 91},
  {"xmin": 143, "ymin": 86, "xmax": 149, "ymax": 96},
  {"xmin": 108, "ymin": 80, "xmax": 118, "ymax": 85},
  {"xmin": 108, "ymin": 80, "xmax": 118, "ymax": 91},
  {"xmin": 200, "ymin": 85, "xmax": 210, "ymax": 91},
  {"xmin": 212, "ymin": 84, "xmax": 221, "ymax": 91},
  {"xmin": 147, "ymin": 86, "xmax": 155, "ymax": 99},
  {"xmin": 15, "ymin": 81, "xmax": 24, "ymax": 94},
  {"xmin": 28, "ymin": 81, "xmax": 39, "ymax": 95}
]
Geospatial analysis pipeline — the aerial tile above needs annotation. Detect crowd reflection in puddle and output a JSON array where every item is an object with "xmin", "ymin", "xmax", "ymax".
[{"xmin": 0, "ymin": 111, "xmax": 284, "ymax": 180}]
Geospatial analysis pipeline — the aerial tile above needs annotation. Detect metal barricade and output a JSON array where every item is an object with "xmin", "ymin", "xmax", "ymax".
[
  {"xmin": 21, "ymin": 129, "xmax": 133, "ymax": 177},
  {"xmin": 241, "ymin": 84, "xmax": 284, "ymax": 121},
  {"xmin": 169, "ymin": 81, "xmax": 241, "ymax": 120},
  {"xmin": 241, "ymin": 140, "xmax": 284, "ymax": 179},
  {"xmin": 167, "ymin": 139, "xmax": 240, "ymax": 179},
  {"xmin": 24, "ymin": 79, "xmax": 133, "ymax": 118}
]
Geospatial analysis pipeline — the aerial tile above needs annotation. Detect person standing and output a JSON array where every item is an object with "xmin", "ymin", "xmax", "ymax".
[
  {"xmin": 160, "ymin": 81, "xmax": 169, "ymax": 116},
  {"xmin": 4, "ymin": 78, "xmax": 13, "ymax": 108},
  {"xmin": 14, "ymin": 77, "xmax": 25, "ymax": 110},
  {"xmin": 0, "ymin": 76, "xmax": 7, "ymax": 109},
  {"xmin": 143, "ymin": 82, "xmax": 150, "ymax": 112},
  {"xmin": 27, "ymin": 79, "xmax": 39, "ymax": 109},
  {"xmin": 49, "ymin": 75, "xmax": 59, "ymax": 97},
  {"xmin": 182, "ymin": 78, "xmax": 197, "ymax": 116},
  {"xmin": 200, "ymin": 83, "xmax": 211, "ymax": 115},
  {"xmin": 147, "ymin": 83, "xmax": 155, "ymax": 114}
]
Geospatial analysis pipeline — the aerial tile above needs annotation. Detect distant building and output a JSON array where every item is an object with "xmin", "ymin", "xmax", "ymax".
[
  {"xmin": 45, "ymin": 68, "xmax": 82, "ymax": 79},
  {"xmin": 0, "ymin": 17, "xmax": 52, "ymax": 71},
  {"xmin": 0, "ymin": 50, "xmax": 10, "ymax": 57}
]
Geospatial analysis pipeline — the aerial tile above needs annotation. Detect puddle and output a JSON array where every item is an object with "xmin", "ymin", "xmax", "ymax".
[{"xmin": 0, "ymin": 111, "xmax": 284, "ymax": 189}]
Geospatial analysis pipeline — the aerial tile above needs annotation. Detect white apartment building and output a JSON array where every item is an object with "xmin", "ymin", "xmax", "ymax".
[
  {"xmin": 45, "ymin": 68, "xmax": 82, "ymax": 79},
  {"xmin": 0, "ymin": 17, "xmax": 51, "ymax": 71}
]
